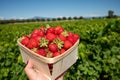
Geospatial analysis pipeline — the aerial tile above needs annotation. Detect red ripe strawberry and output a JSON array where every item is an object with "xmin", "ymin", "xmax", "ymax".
[
  {"xmin": 48, "ymin": 44, "xmax": 58, "ymax": 53},
  {"xmin": 35, "ymin": 49, "xmax": 46, "ymax": 57},
  {"xmin": 52, "ymin": 38, "xmax": 64, "ymax": 50},
  {"xmin": 31, "ymin": 29, "xmax": 41, "ymax": 36},
  {"xmin": 30, "ymin": 29, "xmax": 38, "ymax": 38},
  {"xmin": 46, "ymin": 33, "xmax": 57, "ymax": 42},
  {"xmin": 53, "ymin": 52, "xmax": 61, "ymax": 57},
  {"xmin": 55, "ymin": 26, "xmax": 64, "ymax": 35},
  {"xmin": 46, "ymin": 27, "xmax": 55, "ymax": 34},
  {"xmin": 32, "ymin": 29, "xmax": 40, "ymax": 34},
  {"xmin": 21, "ymin": 35, "xmax": 29, "ymax": 46},
  {"xmin": 60, "ymin": 48, "xmax": 65, "ymax": 54},
  {"xmin": 30, "ymin": 33, "xmax": 38, "ymax": 38},
  {"xmin": 31, "ymin": 29, "xmax": 45, "ymax": 38},
  {"xmin": 59, "ymin": 31, "xmax": 68, "ymax": 41},
  {"xmin": 67, "ymin": 32, "xmax": 75, "ymax": 44},
  {"xmin": 67, "ymin": 36, "xmax": 75, "ymax": 44},
  {"xmin": 68, "ymin": 32, "xmax": 73, "ymax": 36},
  {"xmin": 63, "ymin": 40, "xmax": 73, "ymax": 50},
  {"xmin": 73, "ymin": 34, "xmax": 79, "ymax": 42},
  {"xmin": 38, "ymin": 30, "xmax": 45, "ymax": 37},
  {"xmin": 27, "ymin": 39, "xmax": 39, "ymax": 49},
  {"xmin": 59, "ymin": 34, "xmax": 66, "ymax": 41},
  {"xmin": 34, "ymin": 36, "xmax": 41, "ymax": 42}
]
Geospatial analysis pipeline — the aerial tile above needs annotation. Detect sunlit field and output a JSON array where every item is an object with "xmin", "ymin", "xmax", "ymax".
[{"xmin": 0, "ymin": 18, "xmax": 120, "ymax": 80}]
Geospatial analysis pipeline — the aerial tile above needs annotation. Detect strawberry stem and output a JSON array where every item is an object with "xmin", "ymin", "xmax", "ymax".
[
  {"xmin": 40, "ymin": 37, "xmax": 49, "ymax": 48},
  {"xmin": 61, "ymin": 30, "xmax": 68, "ymax": 37},
  {"xmin": 53, "ymin": 38, "xmax": 64, "ymax": 50}
]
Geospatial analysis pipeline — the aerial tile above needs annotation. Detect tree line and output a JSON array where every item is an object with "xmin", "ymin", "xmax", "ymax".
[
  {"xmin": 0, "ymin": 10, "xmax": 119, "ymax": 24},
  {"xmin": 0, "ymin": 16, "xmax": 84, "ymax": 24}
]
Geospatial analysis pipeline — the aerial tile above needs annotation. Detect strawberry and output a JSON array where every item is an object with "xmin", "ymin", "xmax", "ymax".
[
  {"xmin": 48, "ymin": 44, "xmax": 58, "ymax": 53},
  {"xmin": 31, "ymin": 29, "xmax": 45, "ymax": 38},
  {"xmin": 55, "ymin": 26, "xmax": 64, "ymax": 35},
  {"xmin": 35, "ymin": 49, "xmax": 46, "ymax": 57},
  {"xmin": 68, "ymin": 31, "xmax": 73, "ymax": 36},
  {"xmin": 21, "ymin": 35, "xmax": 29, "ymax": 46},
  {"xmin": 27, "ymin": 39, "xmax": 39, "ymax": 49},
  {"xmin": 34, "ymin": 36, "xmax": 41, "ymax": 42},
  {"xmin": 67, "ymin": 36, "xmax": 75, "ymax": 44},
  {"xmin": 40, "ymin": 25, "xmax": 50, "ymax": 33},
  {"xmin": 60, "ymin": 48, "xmax": 65, "ymax": 54},
  {"xmin": 73, "ymin": 34, "xmax": 79, "ymax": 42},
  {"xmin": 67, "ymin": 32, "xmax": 79, "ymax": 44},
  {"xmin": 32, "ymin": 29, "xmax": 40, "ymax": 34},
  {"xmin": 63, "ymin": 40, "xmax": 73, "ymax": 50},
  {"xmin": 30, "ymin": 33, "xmax": 38, "ymax": 38},
  {"xmin": 52, "ymin": 38, "xmax": 64, "ymax": 50},
  {"xmin": 31, "ymin": 29, "xmax": 40, "ymax": 36},
  {"xmin": 46, "ymin": 27, "xmax": 55, "ymax": 34},
  {"xmin": 53, "ymin": 52, "xmax": 61, "ymax": 57},
  {"xmin": 59, "ymin": 30, "xmax": 68, "ymax": 41},
  {"xmin": 46, "ymin": 33, "xmax": 57, "ymax": 42},
  {"xmin": 38, "ymin": 30, "xmax": 45, "ymax": 37},
  {"xmin": 59, "ymin": 34, "xmax": 66, "ymax": 41}
]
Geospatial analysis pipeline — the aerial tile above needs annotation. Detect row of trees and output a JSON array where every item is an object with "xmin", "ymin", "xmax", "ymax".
[
  {"xmin": 0, "ymin": 16, "xmax": 84, "ymax": 24},
  {"xmin": 0, "ymin": 10, "xmax": 119, "ymax": 24}
]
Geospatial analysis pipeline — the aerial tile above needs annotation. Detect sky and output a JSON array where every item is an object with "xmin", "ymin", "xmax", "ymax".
[{"xmin": 0, "ymin": 0, "xmax": 120, "ymax": 19}]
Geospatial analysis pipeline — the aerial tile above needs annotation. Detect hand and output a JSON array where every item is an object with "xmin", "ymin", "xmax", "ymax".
[{"xmin": 24, "ymin": 60, "xmax": 64, "ymax": 80}]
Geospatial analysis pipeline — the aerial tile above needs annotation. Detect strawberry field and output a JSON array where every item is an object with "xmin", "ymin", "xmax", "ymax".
[{"xmin": 0, "ymin": 18, "xmax": 120, "ymax": 80}]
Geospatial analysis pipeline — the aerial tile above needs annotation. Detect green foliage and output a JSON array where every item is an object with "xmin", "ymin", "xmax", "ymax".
[{"xmin": 0, "ymin": 18, "xmax": 120, "ymax": 80}]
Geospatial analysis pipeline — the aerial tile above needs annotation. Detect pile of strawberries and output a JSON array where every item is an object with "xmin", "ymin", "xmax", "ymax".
[{"xmin": 20, "ymin": 25, "xmax": 79, "ymax": 58}]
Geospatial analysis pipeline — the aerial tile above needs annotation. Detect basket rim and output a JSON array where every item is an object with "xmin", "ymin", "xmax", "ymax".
[{"xmin": 17, "ymin": 38, "xmax": 79, "ymax": 63}]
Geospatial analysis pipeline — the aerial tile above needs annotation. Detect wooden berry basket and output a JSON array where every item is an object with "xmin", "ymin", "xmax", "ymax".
[{"xmin": 17, "ymin": 38, "xmax": 79, "ymax": 80}]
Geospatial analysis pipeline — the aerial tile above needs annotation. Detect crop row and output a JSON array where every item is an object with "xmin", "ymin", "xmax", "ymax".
[{"xmin": 0, "ymin": 18, "xmax": 120, "ymax": 80}]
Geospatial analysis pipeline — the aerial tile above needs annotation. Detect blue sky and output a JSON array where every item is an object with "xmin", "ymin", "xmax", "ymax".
[{"xmin": 0, "ymin": 0, "xmax": 120, "ymax": 19}]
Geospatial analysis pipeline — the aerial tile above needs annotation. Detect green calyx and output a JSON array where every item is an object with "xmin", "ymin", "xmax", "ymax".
[
  {"xmin": 44, "ymin": 24, "xmax": 51, "ymax": 31},
  {"xmin": 46, "ymin": 24, "xmax": 50, "ymax": 29},
  {"xmin": 61, "ymin": 30, "xmax": 68, "ymax": 37},
  {"xmin": 53, "ymin": 38, "xmax": 64, "ymax": 50},
  {"xmin": 46, "ymin": 51, "xmax": 53, "ymax": 58},
  {"xmin": 40, "ymin": 37, "xmax": 49, "ymax": 48}
]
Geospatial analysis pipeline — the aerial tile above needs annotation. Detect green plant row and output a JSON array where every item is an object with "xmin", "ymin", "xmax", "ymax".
[{"xmin": 0, "ymin": 18, "xmax": 120, "ymax": 80}]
